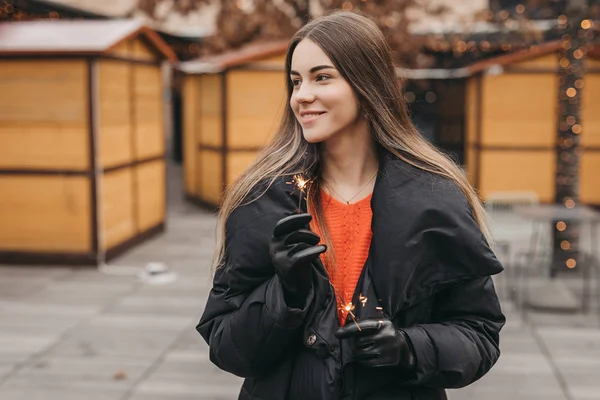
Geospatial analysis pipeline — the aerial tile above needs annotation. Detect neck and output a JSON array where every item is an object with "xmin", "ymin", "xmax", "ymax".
[{"xmin": 320, "ymin": 121, "xmax": 378, "ymax": 190}]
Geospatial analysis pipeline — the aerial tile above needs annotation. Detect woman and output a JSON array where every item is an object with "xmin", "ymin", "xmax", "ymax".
[{"xmin": 197, "ymin": 10, "xmax": 505, "ymax": 400}]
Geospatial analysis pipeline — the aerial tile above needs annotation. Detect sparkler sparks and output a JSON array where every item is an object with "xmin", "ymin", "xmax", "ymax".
[
  {"xmin": 359, "ymin": 293, "xmax": 368, "ymax": 307},
  {"xmin": 287, "ymin": 174, "xmax": 311, "ymax": 210},
  {"xmin": 339, "ymin": 301, "xmax": 361, "ymax": 331}
]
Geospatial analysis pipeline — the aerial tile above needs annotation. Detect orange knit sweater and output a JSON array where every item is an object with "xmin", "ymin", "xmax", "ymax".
[{"xmin": 310, "ymin": 190, "xmax": 373, "ymax": 324}]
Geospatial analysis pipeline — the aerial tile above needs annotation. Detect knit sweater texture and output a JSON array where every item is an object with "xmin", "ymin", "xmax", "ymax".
[{"xmin": 311, "ymin": 189, "xmax": 373, "ymax": 324}]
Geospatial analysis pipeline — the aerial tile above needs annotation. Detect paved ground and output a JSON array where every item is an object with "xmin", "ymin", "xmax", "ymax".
[{"xmin": 0, "ymin": 164, "xmax": 599, "ymax": 400}]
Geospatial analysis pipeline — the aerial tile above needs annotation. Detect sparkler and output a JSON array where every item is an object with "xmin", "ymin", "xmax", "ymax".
[
  {"xmin": 339, "ymin": 300, "xmax": 361, "ymax": 331},
  {"xmin": 286, "ymin": 174, "xmax": 311, "ymax": 210},
  {"xmin": 359, "ymin": 293, "xmax": 368, "ymax": 307}
]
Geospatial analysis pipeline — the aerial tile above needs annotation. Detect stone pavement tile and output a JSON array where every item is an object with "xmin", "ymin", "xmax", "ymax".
[
  {"xmin": 553, "ymin": 356, "xmax": 600, "ymax": 400},
  {"xmin": 0, "ymin": 312, "xmax": 85, "ymax": 336},
  {"xmin": 491, "ymin": 353, "xmax": 556, "ymax": 375},
  {"xmin": 133, "ymin": 379, "xmax": 241, "ymax": 399},
  {"xmin": 108, "ymin": 295, "xmax": 204, "ymax": 317},
  {"xmin": 47, "ymin": 326, "xmax": 178, "ymax": 360},
  {"xmin": 527, "ymin": 312, "xmax": 600, "ymax": 329},
  {"xmin": 87, "ymin": 312, "xmax": 193, "ymax": 332},
  {"xmin": 0, "ymin": 299, "xmax": 101, "ymax": 317},
  {"xmin": 127, "ymin": 393, "xmax": 223, "ymax": 400},
  {"xmin": 536, "ymin": 327, "xmax": 600, "ymax": 358},
  {"xmin": 133, "ymin": 280, "xmax": 210, "ymax": 299},
  {"xmin": 0, "ymin": 385, "xmax": 126, "ymax": 400},
  {"xmin": 447, "ymin": 386, "xmax": 567, "ymax": 400},
  {"xmin": 35, "ymin": 279, "xmax": 138, "ymax": 297},
  {"xmin": 0, "ymin": 266, "xmax": 73, "ymax": 280},
  {"xmin": 0, "ymin": 281, "xmax": 49, "ymax": 299},
  {"xmin": 499, "ymin": 333, "xmax": 542, "ymax": 354},
  {"xmin": 128, "ymin": 386, "xmax": 239, "ymax": 400},
  {"xmin": 0, "ymin": 361, "xmax": 16, "ymax": 379},
  {"xmin": 170, "ymin": 330, "xmax": 207, "ymax": 354},
  {"xmin": 571, "ymin": 387, "xmax": 600, "ymax": 400},
  {"xmin": 132, "ymin": 343, "xmax": 242, "ymax": 398},
  {"xmin": 3, "ymin": 355, "xmax": 149, "ymax": 391},
  {"xmin": 0, "ymin": 333, "xmax": 57, "ymax": 361}
]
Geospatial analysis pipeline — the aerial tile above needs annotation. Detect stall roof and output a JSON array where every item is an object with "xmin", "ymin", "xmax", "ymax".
[
  {"xmin": 179, "ymin": 36, "xmax": 599, "ymax": 78},
  {"xmin": 0, "ymin": 19, "xmax": 177, "ymax": 61},
  {"xmin": 179, "ymin": 40, "xmax": 288, "ymax": 73}
]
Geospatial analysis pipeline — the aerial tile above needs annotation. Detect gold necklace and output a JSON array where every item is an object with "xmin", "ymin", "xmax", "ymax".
[{"xmin": 322, "ymin": 171, "xmax": 378, "ymax": 204}]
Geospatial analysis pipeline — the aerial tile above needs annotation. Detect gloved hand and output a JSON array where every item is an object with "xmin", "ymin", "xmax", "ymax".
[
  {"xmin": 335, "ymin": 319, "xmax": 416, "ymax": 370},
  {"xmin": 270, "ymin": 213, "xmax": 327, "ymax": 308}
]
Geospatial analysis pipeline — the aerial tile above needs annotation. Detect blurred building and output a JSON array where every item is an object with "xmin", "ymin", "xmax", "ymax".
[{"xmin": 0, "ymin": 19, "xmax": 176, "ymax": 265}]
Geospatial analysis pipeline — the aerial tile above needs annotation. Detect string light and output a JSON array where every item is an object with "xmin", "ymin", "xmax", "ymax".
[
  {"xmin": 564, "ymin": 198, "xmax": 576, "ymax": 208},
  {"xmin": 561, "ymin": 240, "xmax": 571, "ymax": 250},
  {"xmin": 455, "ymin": 41, "xmax": 467, "ymax": 52},
  {"xmin": 566, "ymin": 258, "xmax": 577, "ymax": 269},
  {"xmin": 558, "ymin": 15, "xmax": 568, "ymax": 25},
  {"xmin": 556, "ymin": 221, "xmax": 567, "ymax": 231},
  {"xmin": 581, "ymin": 20, "xmax": 592, "ymax": 30}
]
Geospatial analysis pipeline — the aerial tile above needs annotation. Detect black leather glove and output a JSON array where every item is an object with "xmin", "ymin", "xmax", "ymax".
[
  {"xmin": 270, "ymin": 213, "xmax": 327, "ymax": 308},
  {"xmin": 335, "ymin": 319, "xmax": 416, "ymax": 370}
]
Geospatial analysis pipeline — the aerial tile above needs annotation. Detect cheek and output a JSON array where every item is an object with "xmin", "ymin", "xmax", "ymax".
[{"xmin": 290, "ymin": 97, "xmax": 300, "ymax": 117}]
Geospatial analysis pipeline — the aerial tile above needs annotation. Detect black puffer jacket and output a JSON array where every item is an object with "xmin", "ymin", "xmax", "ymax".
[{"xmin": 197, "ymin": 151, "xmax": 505, "ymax": 400}]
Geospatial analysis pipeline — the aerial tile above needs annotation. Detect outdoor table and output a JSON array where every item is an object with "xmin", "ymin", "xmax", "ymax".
[{"xmin": 514, "ymin": 204, "xmax": 600, "ymax": 316}]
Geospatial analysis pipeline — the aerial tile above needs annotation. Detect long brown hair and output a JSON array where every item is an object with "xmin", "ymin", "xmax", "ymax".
[{"xmin": 212, "ymin": 10, "xmax": 492, "ymax": 270}]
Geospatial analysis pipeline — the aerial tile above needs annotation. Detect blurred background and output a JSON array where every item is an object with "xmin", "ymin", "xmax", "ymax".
[{"xmin": 0, "ymin": 1, "xmax": 599, "ymax": 399}]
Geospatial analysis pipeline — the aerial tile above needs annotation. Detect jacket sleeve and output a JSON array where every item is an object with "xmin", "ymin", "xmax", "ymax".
[
  {"xmin": 197, "ymin": 269, "xmax": 313, "ymax": 378},
  {"xmin": 401, "ymin": 275, "xmax": 505, "ymax": 388},
  {"xmin": 196, "ymin": 196, "xmax": 312, "ymax": 378}
]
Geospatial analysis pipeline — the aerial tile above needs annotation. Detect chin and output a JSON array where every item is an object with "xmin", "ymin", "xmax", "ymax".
[{"xmin": 302, "ymin": 129, "xmax": 329, "ymax": 144}]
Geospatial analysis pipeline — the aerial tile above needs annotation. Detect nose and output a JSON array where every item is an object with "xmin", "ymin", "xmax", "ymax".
[{"xmin": 293, "ymin": 82, "xmax": 315, "ymax": 104}]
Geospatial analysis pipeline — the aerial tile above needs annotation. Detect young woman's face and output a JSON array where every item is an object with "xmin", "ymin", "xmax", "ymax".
[{"xmin": 289, "ymin": 39, "xmax": 362, "ymax": 144}]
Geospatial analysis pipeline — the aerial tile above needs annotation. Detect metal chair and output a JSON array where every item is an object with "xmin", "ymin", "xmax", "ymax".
[{"xmin": 484, "ymin": 191, "xmax": 542, "ymax": 305}]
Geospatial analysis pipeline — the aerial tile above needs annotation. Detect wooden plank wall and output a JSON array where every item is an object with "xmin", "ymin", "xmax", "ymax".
[
  {"xmin": 580, "ymin": 57, "xmax": 600, "ymax": 205},
  {"xmin": 184, "ymin": 73, "xmax": 224, "ymax": 206},
  {"xmin": 183, "ymin": 66, "xmax": 286, "ymax": 207},
  {"xmin": 466, "ymin": 53, "xmax": 600, "ymax": 205},
  {"xmin": 99, "ymin": 41, "xmax": 165, "ymax": 251},
  {"xmin": 0, "ymin": 60, "xmax": 89, "ymax": 170},
  {"xmin": 0, "ymin": 60, "xmax": 92, "ymax": 253},
  {"xmin": 478, "ymin": 72, "xmax": 557, "ymax": 202},
  {"xmin": 98, "ymin": 60, "xmax": 133, "ymax": 168},
  {"xmin": 0, "ymin": 175, "xmax": 91, "ymax": 252}
]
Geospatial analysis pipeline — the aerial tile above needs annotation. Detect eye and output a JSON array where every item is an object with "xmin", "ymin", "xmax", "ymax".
[
  {"xmin": 291, "ymin": 78, "xmax": 301, "ymax": 87},
  {"xmin": 316, "ymin": 74, "xmax": 331, "ymax": 82}
]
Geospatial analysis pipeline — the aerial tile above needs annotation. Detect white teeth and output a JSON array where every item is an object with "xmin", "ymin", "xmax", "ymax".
[{"xmin": 303, "ymin": 113, "xmax": 322, "ymax": 117}]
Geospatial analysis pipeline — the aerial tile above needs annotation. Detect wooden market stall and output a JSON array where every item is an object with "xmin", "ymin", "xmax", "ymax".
[
  {"xmin": 179, "ymin": 41, "xmax": 288, "ymax": 207},
  {"xmin": 179, "ymin": 37, "xmax": 600, "ymax": 209},
  {"xmin": 464, "ymin": 41, "xmax": 600, "ymax": 205},
  {"xmin": 0, "ymin": 20, "xmax": 177, "ymax": 265}
]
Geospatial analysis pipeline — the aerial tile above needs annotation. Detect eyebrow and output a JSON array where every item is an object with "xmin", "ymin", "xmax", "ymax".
[{"xmin": 290, "ymin": 65, "xmax": 336, "ymax": 76}]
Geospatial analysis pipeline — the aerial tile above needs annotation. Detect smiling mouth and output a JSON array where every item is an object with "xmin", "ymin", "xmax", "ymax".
[{"xmin": 300, "ymin": 112, "xmax": 325, "ymax": 123}]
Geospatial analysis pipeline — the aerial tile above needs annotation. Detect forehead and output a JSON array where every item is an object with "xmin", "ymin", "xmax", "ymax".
[{"xmin": 290, "ymin": 39, "xmax": 333, "ymax": 72}]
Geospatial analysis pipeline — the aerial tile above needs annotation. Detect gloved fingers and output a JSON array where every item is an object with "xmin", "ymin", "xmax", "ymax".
[
  {"xmin": 353, "ymin": 350, "xmax": 379, "ymax": 362},
  {"xmin": 289, "ymin": 245, "xmax": 326, "ymax": 266},
  {"xmin": 286, "ymin": 242, "xmax": 311, "ymax": 256},
  {"xmin": 335, "ymin": 320, "xmax": 386, "ymax": 339},
  {"xmin": 355, "ymin": 337, "xmax": 376, "ymax": 349},
  {"xmin": 273, "ymin": 213, "xmax": 312, "ymax": 239},
  {"xmin": 284, "ymin": 229, "xmax": 320, "ymax": 246}
]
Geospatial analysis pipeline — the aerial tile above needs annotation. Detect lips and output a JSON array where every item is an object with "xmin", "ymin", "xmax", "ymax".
[{"xmin": 299, "ymin": 111, "xmax": 326, "ymax": 124}]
